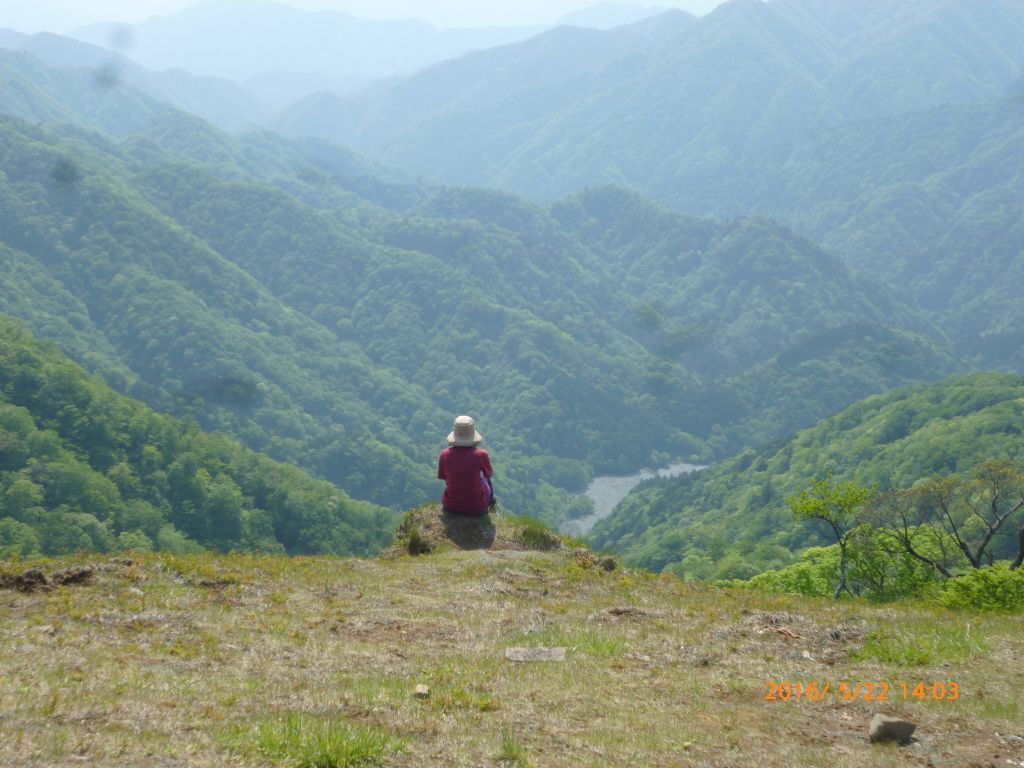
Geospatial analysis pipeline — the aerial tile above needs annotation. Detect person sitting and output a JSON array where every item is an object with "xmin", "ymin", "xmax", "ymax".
[{"xmin": 437, "ymin": 415, "xmax": 495, "ymax": 516}]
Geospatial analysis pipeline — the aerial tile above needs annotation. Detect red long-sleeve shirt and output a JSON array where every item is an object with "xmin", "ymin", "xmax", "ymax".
[{"xmin": 438, "ymin": 446, "xmax": 493, "ymax": 515}]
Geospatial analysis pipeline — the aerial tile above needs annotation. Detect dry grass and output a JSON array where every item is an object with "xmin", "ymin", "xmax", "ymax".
[{"xmin": 1, "ymin": 512, "xmax": 1023, "ymax": 767}]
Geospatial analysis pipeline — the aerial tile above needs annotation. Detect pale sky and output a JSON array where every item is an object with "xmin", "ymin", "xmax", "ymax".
[{"xmin": 0, "ymin": 0, "xmax": 727, "ymax": 34}]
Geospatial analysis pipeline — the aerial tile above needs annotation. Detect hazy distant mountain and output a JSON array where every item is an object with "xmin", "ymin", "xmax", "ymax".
[
  {"xmin": 69, "ymin": 0, "xmax": 544, "ymax": 85},
  {"xmin": 0, "ymin": 29, "xmax": 270, "ymax": 130},
  {"xmin": 275, "ymin": 12, "xmax": 695, "ymax": 150},
  {"xmin": 281, "ymin": 0, "xmax": 1024, "ymax": 182},
  {"xmin": 558, "ymin": 3, "xmax": 668, "ymax": 29},
  {"xmin": 275, "ymin": 0, "xmax": 1024, "ymax": 364},
  {"xmin": 560, "ymin": 0, "xmax": 727, "ymax": 25},
  {"xmin": 0, "ymin": 29, "xmax": 27, "ymax": 48},
  {"xmin": 242, "ymin": 71, "xmax": 379, "ymax": 110}
]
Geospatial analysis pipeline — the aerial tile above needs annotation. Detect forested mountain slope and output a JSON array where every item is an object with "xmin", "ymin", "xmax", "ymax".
[
  {"xmin": 0, "ymin": 52, "xmax": 962, "ymax": 526},
  {"xmin": 590, "ymin": 372, "xmax": 1024, "ymax": 579},
  {"xmin": 0, "ymin": 116, "xmax": 442, "ymax": 510},
  {"xmin": 549, "ymin": 186, "xmax": 937, "ymax": 374},
  {"xmin": 764, "ymin": 96, "xmax": 1024, "ymax": 365},
  {"xmin": 0, "ymin": 50, "xmax": 169, "ymax": 137},
  {"xmin": 0, "ymin": 314, "xmax": 394, "ymax": 558}
]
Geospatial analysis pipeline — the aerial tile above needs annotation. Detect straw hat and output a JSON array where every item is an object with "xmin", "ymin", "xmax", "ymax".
[{"xmin": 447, "ymin": 415, "xmax": 483, "ymax": 447}]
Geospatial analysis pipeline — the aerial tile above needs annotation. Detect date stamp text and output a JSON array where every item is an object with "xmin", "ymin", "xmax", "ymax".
[{"xmin": 764, "ymin": 680, "xmax": 960, "ymax": 703}]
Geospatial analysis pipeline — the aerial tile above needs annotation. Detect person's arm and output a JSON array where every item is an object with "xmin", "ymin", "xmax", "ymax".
[
  {"xmin": 437, "ymin": 451, "xmax": 446, "ymax": 480},
  {"xmin": 480, "ymin": 450, "xmax": 494, "ymax": 502}
]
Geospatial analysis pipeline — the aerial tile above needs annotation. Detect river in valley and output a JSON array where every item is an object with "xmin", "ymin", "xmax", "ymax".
[{"xmin": 560, "ymin": 461, "xmax": 705, "ymax": 537}]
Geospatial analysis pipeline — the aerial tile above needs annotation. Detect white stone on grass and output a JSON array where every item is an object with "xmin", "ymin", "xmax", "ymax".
[{"xmin": 504, "ymin": 647, "xmax": 567, "ymax": 662}]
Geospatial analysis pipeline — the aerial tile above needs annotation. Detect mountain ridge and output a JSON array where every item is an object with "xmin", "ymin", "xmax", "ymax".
[
  {"xmin": 0, "ymin": 30, "xmax": 271, "ymax": 131},
  {"xmin": 69, "ymin": 0, "xmax": 547, "ymax": 84}
]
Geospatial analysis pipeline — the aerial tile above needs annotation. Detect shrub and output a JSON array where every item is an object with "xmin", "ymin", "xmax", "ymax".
[
  {"xmin": 0, "ymin": 517, "xmax": 41, "ymax": 558},
  {"xmin": 737, "ymin": 534, "xmax": 944, "ymax": 601},
  {"xmin": 406, "ymin": 524, "xmax": 432, "ymax": 556},
  {"xmin": 117, "ymin": 529, "xmax": 154, "ymax": 553},
  {"xmin": 939, "ymin": 563, "xmax": 1024, "ymax": 612},
  {"xmin": 741, "ymin": 546, "xmax": 836, "ymax": 597},
  {"xmin": 156, "ymin": 525, "xmax": 205, "ymax": 555},
  {"xmin": 513, "ymin": 517, "xmax": 561, "ymax": 551}
]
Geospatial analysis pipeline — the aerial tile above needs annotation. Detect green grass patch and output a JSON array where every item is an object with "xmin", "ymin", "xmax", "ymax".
[
  {"xmin": 221, "ymin": 712, "xmax": 402, "ymax": 767},
  {"xmin": 431, "ymin": 684, "xmax": 500, "ymax": 713},
  {"xmin": 497, "ymin": 728, "xmax": 531, "ymax": 767},
  {"xmin": 852, "ymin": 623, "xmax": 988, "ymax": 666},
  {"xmin": 415, "ymin": 664, "xmax": 501, "ymax": 712}
]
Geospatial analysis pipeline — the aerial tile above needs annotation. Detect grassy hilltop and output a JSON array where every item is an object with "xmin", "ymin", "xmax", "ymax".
[{"xmin": 2, "ymin": 508, "xmax": 1022, "ymax": 767}]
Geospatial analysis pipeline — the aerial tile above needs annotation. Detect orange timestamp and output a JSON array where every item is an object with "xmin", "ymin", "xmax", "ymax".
[{"xmin": 764, "ymin": 680, "xmax": 960, "ymax": 702}]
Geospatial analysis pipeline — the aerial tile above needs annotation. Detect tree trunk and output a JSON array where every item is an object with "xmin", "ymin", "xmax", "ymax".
[
  {"xmin": 1011, "ymin": 526, "xmax": 1024, "ymax": 571},
  {"xmin": 834, "ymin": 540, "xmax": 848, "ymax": 598}
]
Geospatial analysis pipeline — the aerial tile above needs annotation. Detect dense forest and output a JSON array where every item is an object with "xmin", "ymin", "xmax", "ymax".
[
  {"xmin": 0, "ymin": 313, "xmax": 395, "ymax": 557},
  {"xmin": 591, "ymin": 373, "xmax": 1024, "ymax": 579}
]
